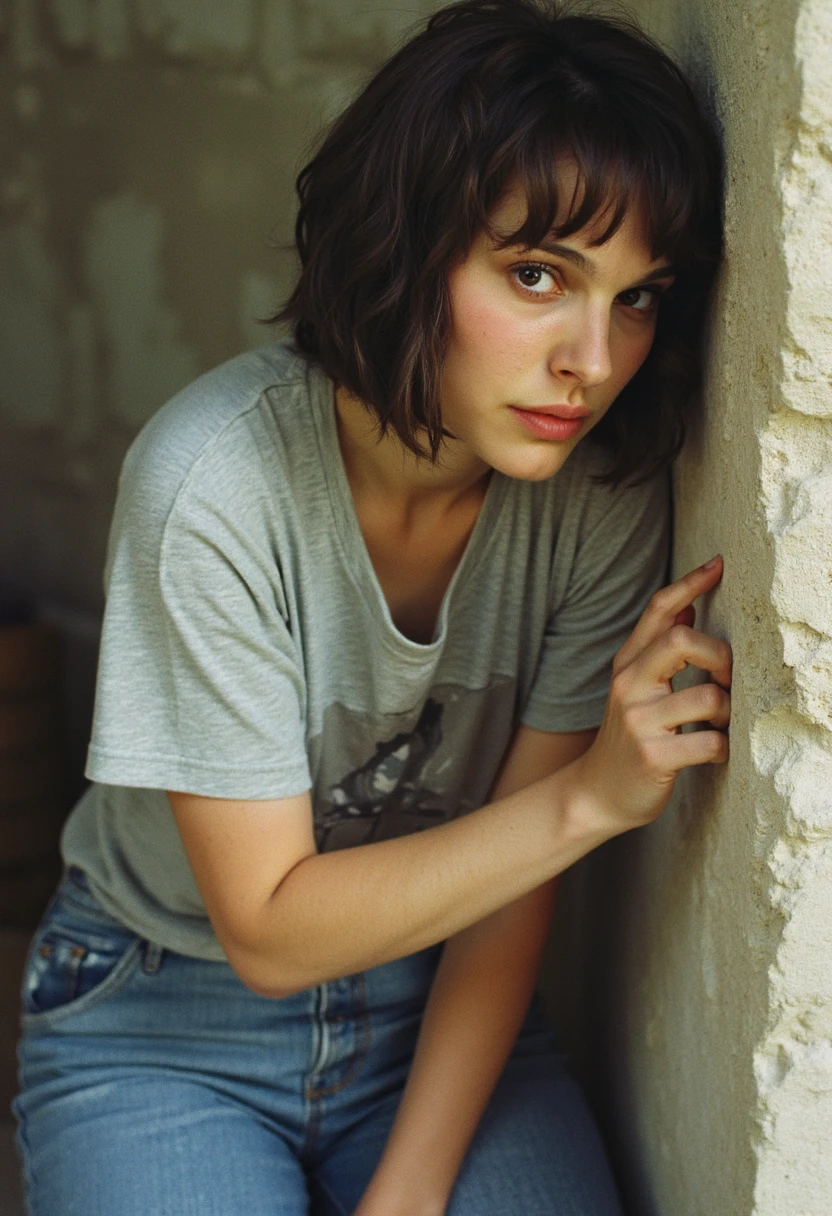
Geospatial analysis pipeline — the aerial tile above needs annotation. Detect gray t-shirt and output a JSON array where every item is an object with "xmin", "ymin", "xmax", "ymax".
[{"xmin": 63, "ymin": 342, "xmax": 669, "ymax": 960}]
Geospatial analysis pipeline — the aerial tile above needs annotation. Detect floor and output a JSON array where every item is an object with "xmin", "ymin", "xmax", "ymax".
[{"xmin": 0, "ymin": 930, "xmax": 32, "ymax": 1216}]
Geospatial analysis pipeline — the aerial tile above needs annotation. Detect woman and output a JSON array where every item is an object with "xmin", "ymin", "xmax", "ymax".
[{"xmin": 15, "ymin": 2, "xmax": 727, "ymax": 1213}]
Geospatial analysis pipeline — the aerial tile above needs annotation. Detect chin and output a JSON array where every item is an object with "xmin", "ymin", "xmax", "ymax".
[{"xmin": 492, "ymin": 442, "xmax": 578, "ymax": 482}]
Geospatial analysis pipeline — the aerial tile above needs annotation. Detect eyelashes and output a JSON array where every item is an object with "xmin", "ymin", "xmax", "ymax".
[
  {"xmin": 614, "ymin": 285, "xmax": 666, "ymax": 312},
  {"xmin": 511, "ymin": 263, "xmax": 560, "ymax": 295},
  {"xmin": 510, "ymin": 261, "xmax": 671, "ymax": 312}
]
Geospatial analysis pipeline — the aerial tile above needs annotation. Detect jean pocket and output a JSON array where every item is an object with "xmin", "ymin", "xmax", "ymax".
[{"xmin": 22, "ymin": 920, "xmax": 141, "ymax": 1021}]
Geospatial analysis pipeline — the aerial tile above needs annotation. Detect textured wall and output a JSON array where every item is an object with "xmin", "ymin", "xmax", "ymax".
[
  {"xmin": 555, "ymin": 0, "xmax": 832, "ymax": 1212},
  {"xmin": 0, "ymin": 0, "xmax": 437, "ymax": 605},
  {"xmin": 1, "ymin": 2, "xmax": 830, "ymax": 1213}
]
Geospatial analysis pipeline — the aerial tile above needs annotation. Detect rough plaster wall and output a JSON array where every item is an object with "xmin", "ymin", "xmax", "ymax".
[
  {"xmin": 0, "ymin": 0, "xmax": 437, "ymax": 791},
  {"xmin": 554, "ymin": 1, "xmax": 832, "ymax": 1213}
]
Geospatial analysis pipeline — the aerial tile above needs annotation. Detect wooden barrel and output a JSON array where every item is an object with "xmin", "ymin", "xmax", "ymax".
[{"xmin": 0, "ymin": 624, "xmax": 66, "ymax": 927}]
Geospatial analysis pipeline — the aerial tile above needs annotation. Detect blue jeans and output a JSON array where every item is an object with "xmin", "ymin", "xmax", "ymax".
[{"xmin": 14, "ymin": 867, "xmax": 623, "ymax": 1215}]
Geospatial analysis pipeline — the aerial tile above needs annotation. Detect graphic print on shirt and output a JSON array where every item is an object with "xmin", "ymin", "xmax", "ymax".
[
  {"xmin": 317, "ymin": 698, "xmax": 446, "ymax": 849},
  {"xmin": 309, "ymin": 677, "xmax": 519, "ymax": 852}
]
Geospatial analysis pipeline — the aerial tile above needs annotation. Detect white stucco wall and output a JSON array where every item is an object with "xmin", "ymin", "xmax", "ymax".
[
  {"xmin": 0, "ymin": 2, "xmax": 829, "ymax": 1212},
  {"xmin": 553, "ymin": 1, "xmax": 832, "ymax": 1212}
]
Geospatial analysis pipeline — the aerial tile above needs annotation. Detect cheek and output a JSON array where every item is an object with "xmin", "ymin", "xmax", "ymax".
[
  {"xmin": 448, "ymin": 289, "xmax": 535, "ymax": 375},
  {"xmin": 452, "ymin": 298, "xmax": 503, "ymax": 355}
]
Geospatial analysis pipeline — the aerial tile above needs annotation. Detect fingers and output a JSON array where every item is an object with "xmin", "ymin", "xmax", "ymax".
[
  {"xmin": 653, "ymin": 728, "xmax": 730, "ymax": 769},
  {"xmin": 673, "ymin": 605, "xmax": 696, "ymax": 628},
  {"xmin": 632, "ymin": 623, "xmax": 733, "ymax": 690},
  {"xmin": 637, "ymin": 681, "xmax": 731, "ymax": 732},
  {"xmin": 614, "ymin": 557, "xmax": 723, "ymax": 673}
]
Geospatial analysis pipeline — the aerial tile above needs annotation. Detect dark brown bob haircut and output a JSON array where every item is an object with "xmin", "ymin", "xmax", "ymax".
[{"xmin": 277, "ymin": 0, "xmax": 723, "ymax": 484}]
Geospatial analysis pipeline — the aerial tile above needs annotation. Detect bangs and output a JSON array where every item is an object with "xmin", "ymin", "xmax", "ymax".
[
  {"xmin": 501, "ymin": 137, "xmax": 687, "ymax": 259},
  {"xmin": 471, "ymin": 50, "xmax": 717, "ymax": 267}
]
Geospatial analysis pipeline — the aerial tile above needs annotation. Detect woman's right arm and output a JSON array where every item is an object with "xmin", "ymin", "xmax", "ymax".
[{"xmin": 169, "ymin": 558, "xmax": 731, "ymax": 998}]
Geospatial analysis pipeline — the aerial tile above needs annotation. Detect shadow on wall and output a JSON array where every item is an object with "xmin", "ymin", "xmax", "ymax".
[{"xmin": 544, "ymin": 836, "xmax": 662, "ymax": 1216}]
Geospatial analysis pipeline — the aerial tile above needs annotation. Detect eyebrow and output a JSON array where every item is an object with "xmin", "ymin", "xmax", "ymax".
[{"xmin": 534, "ymin": 239, "xmax": 677, "ymax": 284}]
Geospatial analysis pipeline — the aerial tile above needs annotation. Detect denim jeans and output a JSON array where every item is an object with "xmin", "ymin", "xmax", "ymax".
[{"xmin": 14, "ymin": 867, "xmax": 623, "ymax": 1216}]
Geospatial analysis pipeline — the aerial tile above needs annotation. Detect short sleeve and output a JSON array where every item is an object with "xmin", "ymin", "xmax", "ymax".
[
  {"xmin": 85, "ymin": 447, "xmax": 312, "ymax": 800},
  {"xmin": 522, "ymin": 468, "xmax": 670, "ymax": 733}
]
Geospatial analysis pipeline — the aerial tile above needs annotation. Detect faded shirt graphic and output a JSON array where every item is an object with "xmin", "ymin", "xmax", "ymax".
[{"xmin": 309, "ymin": 679, "xmax": 518, "ymax": 851}]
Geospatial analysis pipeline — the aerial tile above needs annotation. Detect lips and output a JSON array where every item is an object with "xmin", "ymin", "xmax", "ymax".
[
  {"xmin": 508, "ymin": 405, "xmax": 589, "ymax": 442},
  {"xmin": 514, "ymin": 404, "xmax": 591, "ymax": 420}
]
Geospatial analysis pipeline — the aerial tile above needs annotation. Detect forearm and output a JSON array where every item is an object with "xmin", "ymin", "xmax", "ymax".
[
  {"xmin": 359, "ymin": 883, "xmax": 557, "ymax": 1213},
  {"xmin": 234, "ymin": 764, "xmax": 606, "ymax": 997}
]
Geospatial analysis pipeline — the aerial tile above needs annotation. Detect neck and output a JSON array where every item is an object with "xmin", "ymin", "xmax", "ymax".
[{"xmin": 334, "ymin": 387, "xmax": 490, "ymax": 510}]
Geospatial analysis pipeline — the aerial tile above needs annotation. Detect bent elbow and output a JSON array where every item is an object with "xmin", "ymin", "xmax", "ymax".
[
  {"xmin": 240, "ymin": 974, "xmax": 304, "ymax": 1001},
  {"xmin": 222, "ymin": 935, "xmax": 312, "ymax": 1001}
]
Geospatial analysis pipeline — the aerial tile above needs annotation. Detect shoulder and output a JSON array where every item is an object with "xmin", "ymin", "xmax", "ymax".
[
  {"xmin": 122, "ymin": 343, "xmax": 313, "ymax": 500},
  {"xmin": 112, "ymin": 342, "xmax": 326, "ymax": 534},
  {"xmin": 102, "ymin": 343, "xmax": 330, "ymax": 586}
]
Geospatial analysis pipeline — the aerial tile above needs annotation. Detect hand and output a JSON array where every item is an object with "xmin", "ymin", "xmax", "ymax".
[
  {"xmin": 352, "ymin": 1166, "xmax": 449, "ymax": 1216},
  {"xmin": 571, "ymin": 556, "xmax": 731, "ymax": 833},
  {"xmin": 352, "ymin": 1187, "xmax": 447, "ymax": 1216}
]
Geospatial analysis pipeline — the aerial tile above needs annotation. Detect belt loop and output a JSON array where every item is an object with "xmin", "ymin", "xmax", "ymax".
[{"xmin": 143, "ymin": 942, "xmax": 164, "ymax": 974}]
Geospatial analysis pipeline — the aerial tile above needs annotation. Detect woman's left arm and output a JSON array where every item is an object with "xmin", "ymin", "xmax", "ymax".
[{"xmin": 354, "ymin": 725, "xmax": 597, "ymax": 1216}]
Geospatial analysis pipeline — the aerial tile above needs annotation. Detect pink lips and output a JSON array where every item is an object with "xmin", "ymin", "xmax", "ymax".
[{"xmin": 508, "ymin": 404, "xmax": 590, "ymax": 442}]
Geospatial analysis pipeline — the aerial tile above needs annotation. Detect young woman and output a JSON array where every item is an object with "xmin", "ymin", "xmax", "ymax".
[{"xmin": 15, "ymin": 2, "xmax": 727, "ymax": 1213}]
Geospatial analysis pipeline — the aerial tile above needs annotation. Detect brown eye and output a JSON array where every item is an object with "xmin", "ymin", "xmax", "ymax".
[
  {"xmin": 617, "ymin": 287, "xmax": 659, "ymax": 311},
  {"xmin": 513, "ymin": 264, "xmax": 556, "ymax": 294}
]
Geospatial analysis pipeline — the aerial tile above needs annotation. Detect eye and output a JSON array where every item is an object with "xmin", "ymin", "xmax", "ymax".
[
  {"xmin": 616, "ymin": 286, "xmax": 663, "ymax": 312},
  {"xmin": 511, "ymin": 263, "xmax": 559, "ymax": 295}
]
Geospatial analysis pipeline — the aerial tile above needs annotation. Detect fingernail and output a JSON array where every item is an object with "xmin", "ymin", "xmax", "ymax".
[{"xmin": 702, "ymin": 556, "xmax": 721, "ymax": 570}]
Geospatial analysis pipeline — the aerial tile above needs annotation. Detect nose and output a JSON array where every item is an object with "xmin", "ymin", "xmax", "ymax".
[{"xmin": 549, "ymin": 301, "xmax": 613, "ymax": 389}]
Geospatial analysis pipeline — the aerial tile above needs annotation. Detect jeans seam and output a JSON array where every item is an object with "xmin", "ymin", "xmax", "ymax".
[
  {"xmin": 305, "ymin": 972, "xmax": 371, "ymax": 1099},
  {"xmin": 12, "ymin": 1092, "xmax": 38, "ymax": 1216},
  {"xmin": 302, "ymin": 1094, "xmax": 322, "ymax": 1162}
]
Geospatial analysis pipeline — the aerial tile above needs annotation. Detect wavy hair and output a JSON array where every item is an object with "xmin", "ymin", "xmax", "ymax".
[{"xmin": 276, "ymin": 0, "xmax": 722, "ymax": 484}]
